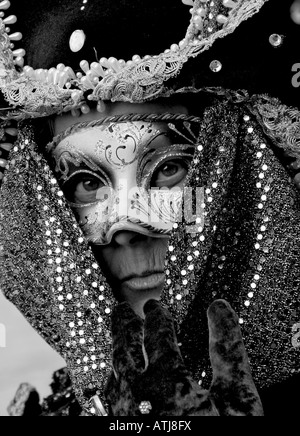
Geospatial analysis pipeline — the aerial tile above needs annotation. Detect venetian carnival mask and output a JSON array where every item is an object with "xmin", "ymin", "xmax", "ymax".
[{"xmin": 48, "ymin": 118, "xmax": 199, "ymax": 245}]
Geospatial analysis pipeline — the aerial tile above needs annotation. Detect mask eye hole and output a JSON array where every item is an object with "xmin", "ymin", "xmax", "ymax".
[
  {"xmin": 63, "ymin": 172, "xmax": 106, "ymax": 204},
  {"xmin": 151, "ymin": 159, "xmax": 190, "ymax": 189}
]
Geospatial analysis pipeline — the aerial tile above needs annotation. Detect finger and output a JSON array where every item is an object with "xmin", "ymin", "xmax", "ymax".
[
  {"xmin": 144, "ymin": 300, "xmax": 185, "ymax": 373},
  {"xmin": 208, "ymin": 299, "xmax": 264, "ymax": 416},
  {"xmin": 111, "ymin": 302, "xmax": 146, "ymax": 382}
]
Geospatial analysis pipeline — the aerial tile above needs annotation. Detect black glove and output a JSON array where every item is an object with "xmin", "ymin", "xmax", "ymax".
[{"xmin": 105, "ymin": 299, "xmax": 263, "ymax": 416}]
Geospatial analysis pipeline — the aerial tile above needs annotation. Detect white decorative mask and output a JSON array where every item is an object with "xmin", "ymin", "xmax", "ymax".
[{"xmin": 49, "ymin": 117, "xmax": 200, "ymax": 245}]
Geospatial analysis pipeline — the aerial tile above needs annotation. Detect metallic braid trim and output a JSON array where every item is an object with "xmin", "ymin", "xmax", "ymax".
[{"xmin": 47, "ymin": 113, "xmax": 202, "ymax": 153}]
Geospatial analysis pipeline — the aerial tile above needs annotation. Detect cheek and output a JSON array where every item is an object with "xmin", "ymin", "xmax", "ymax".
[{"xmin": 152, "ymin": 238, "xmax": 169, "ymax": 263}]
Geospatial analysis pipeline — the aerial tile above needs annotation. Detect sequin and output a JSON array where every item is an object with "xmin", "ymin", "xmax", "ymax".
[
  {"xmin": 269, "ymin": 34, "xmax": 283, "ymax": 47},
  {"xmin": 209, "ymin": 59, "xmax": 222, "ymax": 73}
]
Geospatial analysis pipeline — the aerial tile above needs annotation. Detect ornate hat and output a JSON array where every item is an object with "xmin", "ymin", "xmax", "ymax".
[{"xmin": 2, "ymin": 0, "xmax": 298, "ymax": 120}]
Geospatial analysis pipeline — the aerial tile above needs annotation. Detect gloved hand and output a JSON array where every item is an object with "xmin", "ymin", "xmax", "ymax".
[{"xmin": 105, "ymin": 299, "xmax": 264, "ymax": 416}]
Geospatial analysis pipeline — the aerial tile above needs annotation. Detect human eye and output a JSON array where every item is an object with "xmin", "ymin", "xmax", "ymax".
[
  {"xmin": 63, "ymin": 172, "xmax": 106, "ymax": 204},
  {"xmin": 151, "ymin": 159, "xmax": 190, "ymax": 189}
]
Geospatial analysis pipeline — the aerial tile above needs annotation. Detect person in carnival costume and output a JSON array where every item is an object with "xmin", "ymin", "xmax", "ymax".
[{"xmin": 0, "ymin": 0, "xmax": 300, "ymax": 416}]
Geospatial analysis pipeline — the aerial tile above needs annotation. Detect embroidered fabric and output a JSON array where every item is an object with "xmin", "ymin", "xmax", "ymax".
[{"xmin": 248, "ymin": 94, "xmax": 300, "ymax": 159}]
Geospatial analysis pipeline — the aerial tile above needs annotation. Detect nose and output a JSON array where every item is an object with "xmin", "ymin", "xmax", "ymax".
[{"xmin": 113, "ymin": 231, "xmax": 148, "ymax": 247}]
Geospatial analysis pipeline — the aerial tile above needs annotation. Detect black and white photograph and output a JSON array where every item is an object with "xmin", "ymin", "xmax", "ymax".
[{"xmin": 0, "ymin": 0, "xmax": 299, "ymax": 421}]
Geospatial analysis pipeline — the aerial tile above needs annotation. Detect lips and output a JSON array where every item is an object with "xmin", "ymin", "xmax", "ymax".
[{"xmin": 122, "ymin": 272, "xmax": 165, "ymax": 291}]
